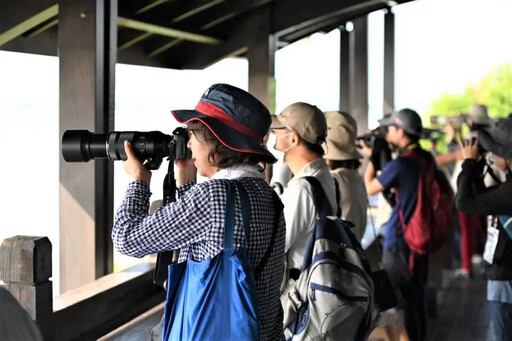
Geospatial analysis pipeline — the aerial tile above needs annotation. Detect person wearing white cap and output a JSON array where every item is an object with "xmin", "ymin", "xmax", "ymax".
[{"xmin": 324, "ymin": 111, "xmax": 368, "ymax": 241}]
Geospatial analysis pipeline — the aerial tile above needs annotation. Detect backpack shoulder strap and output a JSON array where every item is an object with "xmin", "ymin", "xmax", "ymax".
[
  {"xmin": 235, "ymin": 182, "xmax": 251, "ymax": 248},
  {"xmin": 333, "ymin": 177, "xmax": 342, "ymax": 218},
  {"xmin": 302, "ymin": 176, "xmax": 334, "ymax": 218},
  {"xmin": 402, "ymin": 149, "xmax": 436, "ymax": 173},
  {"xmin": 253, "ymin": 189, "xmax": 283, "ymax": 280}
]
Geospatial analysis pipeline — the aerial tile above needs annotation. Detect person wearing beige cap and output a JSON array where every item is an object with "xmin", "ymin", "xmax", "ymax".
[
  {"xmin": 467, "ymin": 103, "xmax": 493, "ymax": 128},
  {"xmin": 270, "ymin": 102, "xmax": 338, "ymax": 285},
  {"xmin": 324, "ymin": 111, "xmax": 368, "ymax": 241}
]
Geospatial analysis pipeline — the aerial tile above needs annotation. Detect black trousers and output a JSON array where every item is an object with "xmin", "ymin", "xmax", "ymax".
[{"xmin": 383, "ymin": 247, "xmax": 429, "ymax": 341}]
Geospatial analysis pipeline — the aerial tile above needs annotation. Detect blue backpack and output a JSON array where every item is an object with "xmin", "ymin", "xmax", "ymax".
[{"xmin": 162, "ymin": 181, "xmax": 282, "ymax": 340}]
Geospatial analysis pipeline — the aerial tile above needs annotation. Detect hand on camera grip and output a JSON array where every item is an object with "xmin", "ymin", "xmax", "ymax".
[{"xmin": 123, "ymin": 141, "xmax": 152, "ymax": 184}]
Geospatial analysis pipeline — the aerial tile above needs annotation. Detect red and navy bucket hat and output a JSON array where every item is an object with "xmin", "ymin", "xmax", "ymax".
[{"xmin": 172, "ymin": 83, "xmax": 277, "ymax": 163}]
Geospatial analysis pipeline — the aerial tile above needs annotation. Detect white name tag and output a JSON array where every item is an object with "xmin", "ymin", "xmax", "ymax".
[{"xmin": 483, "ymin": 227, "xmax": 500, "ymax": 265}]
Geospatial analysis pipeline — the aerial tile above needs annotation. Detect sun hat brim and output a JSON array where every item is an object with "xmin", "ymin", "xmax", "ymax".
[
  {"xmin": 172, "ymin": 109, "xmax": 277, "ymax": 164},
  {"xmin": 478, "ymin": 122, "xmax": 512, "ymax": 160}
]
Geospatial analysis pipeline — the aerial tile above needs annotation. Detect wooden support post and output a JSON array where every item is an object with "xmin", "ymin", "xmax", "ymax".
[
  {"xmin": 58, "ymin": 0, "xmax": 117, "ymax": 292},
  {"xmin": 247, "ymin": 9, "xmax": 276, "ymax": 183},
  {"xmin": 339, "ymin": 16, "xmax": 369, "ymax": 132},
  {"xmin": 352, "ymin": 15, "xmax": 369, "ymax": 133},
  {"xmin": 0, "ymin": 236, "xmax": 54, "ymax": 340},
  {"xmin": 340, "ymin": 26, "xmax": 351, "ymax": 113},
  {"xmin": 384, "ymin": 10, "xmax": 395, "ymax": 114}
]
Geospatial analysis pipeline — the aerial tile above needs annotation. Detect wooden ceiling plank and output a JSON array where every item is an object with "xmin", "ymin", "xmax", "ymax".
[
  {"xmin": 136, "ymin": 0, "xmax": 169, "ymax": 15},
  {"xmin": 149, "ymin": 39, "xmax": 183, "ymax": 57},
  {"xmin": 172, "ymin": 0, "xmax": 227, "ymax": 24},
  {"xmin": 119, "ymin": 32, "xmax": 153, "ymax": 50},
  {"xmin": 27, "ymin": 19, "xmax": 59, "ymax": 38},
  {"xmin": 117, "ymin": 17, "xmax": 221, "ymax": 44},
  {"xmin": 0, "ymin": 4, "xmax": 58, "ymax": 47},
  {"xmin": 201, "ymin": 12, "xmax": 237, "ymax": 30}
]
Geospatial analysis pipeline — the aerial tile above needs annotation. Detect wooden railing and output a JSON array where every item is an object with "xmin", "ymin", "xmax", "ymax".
[{"xmin": 0, "ymin": 236, "xmax": 165, "ymax": 340}]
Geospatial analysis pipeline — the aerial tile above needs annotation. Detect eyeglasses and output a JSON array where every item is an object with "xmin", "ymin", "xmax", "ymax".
[{"xmin": 274, "ymin": 132, "xmax": 293, "ymax": 139}]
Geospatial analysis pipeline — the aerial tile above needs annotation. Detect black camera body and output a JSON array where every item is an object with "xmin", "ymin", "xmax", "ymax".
[
  {"xmin": 62, "ymin": 127, "xmax": 191, "ymax": 170},
  {"xmin": 356, "ymin": 131, "xmax": 386, "ymax": 149},
  {"xmin": 356, "ymin": 129, "xmax": 392, "ymax": 171}
]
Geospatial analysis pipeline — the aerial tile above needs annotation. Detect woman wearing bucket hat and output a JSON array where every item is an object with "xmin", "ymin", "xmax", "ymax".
[
  {"xmin": 112, "ymin": 83, "xmax": 285, "ymax": 340},
  {"xmin": 456, "ymin": 115, "xmax": 512, "ymax": 341},
  {"xmin": 324, "ymin": 111, "xmax": 368, "ymax": 241}
]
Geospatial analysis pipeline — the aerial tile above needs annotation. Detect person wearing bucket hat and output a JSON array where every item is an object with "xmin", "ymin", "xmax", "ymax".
[
  {"xmin": 112, "ymin": 83, "xmax": 285, "ymax": 340},
  {"xmin": 362, "ymin": 108, "xmax": 432, "ymax": 341},
  {"xmin": 456, "ymin": 115, "xmax": 512, "ymax": 341},
  {"xmin": 324, "ymin": 111, "xmax": 368, "ymax": 241},
  {"xmin": 467, "ymin": 103, "xmax": 493, "ymax": 130}
]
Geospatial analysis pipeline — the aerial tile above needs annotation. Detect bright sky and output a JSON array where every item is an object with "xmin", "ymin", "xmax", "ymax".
[{"xmin": 0, "ymin": 0, "xmax": 511, "ymax": 295}]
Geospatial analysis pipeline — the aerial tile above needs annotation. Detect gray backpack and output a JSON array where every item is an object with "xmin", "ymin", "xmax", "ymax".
[{"xmin": 282, "ymin": 177, "xmax": 379, "ymax": 340}]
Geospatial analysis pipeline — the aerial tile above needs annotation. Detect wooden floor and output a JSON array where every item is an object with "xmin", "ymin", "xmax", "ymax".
[
  {"xmin": 102, "ymin": 269, "xmax": 495, "ymax": 341},
  {"xmin": 425, "ymin": 273, "xmax": 495, "ymax": 341},
  {"xmin": 370, "ymin": 261, "xmax": 495, "ymax": 341}
]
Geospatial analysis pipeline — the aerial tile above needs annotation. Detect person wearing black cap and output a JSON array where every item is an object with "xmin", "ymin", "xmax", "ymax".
[
  {"xmin": 456, "ymin": 116, "xmax": 512, "ymax": 341},
  {"xmin": 111, "ymin": 84, "xmax": 285, "ymax": 340},
  {"xmin": 361, "ymin": 108, "xmax": 430, "ymax": 341}
]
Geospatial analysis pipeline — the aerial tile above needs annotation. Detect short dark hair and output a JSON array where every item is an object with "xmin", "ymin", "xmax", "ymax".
[
  {"xmin": 404, "ymin": 132, "xmax": 420, "ymax": 144},
  {"xmin": 391, "ymin": 124, "xmax": 420, "ymax": 143},
  {"xmin": 301, "ymin": 139, "xmax": 325, "ymax": 157},
  {"xmin": 187, "ymin": 121, "xmax": 266, "ymax": 168}
]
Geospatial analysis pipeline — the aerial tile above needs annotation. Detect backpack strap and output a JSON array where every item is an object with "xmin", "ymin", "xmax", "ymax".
[
  {"xmin": 236, "ymin": 183, "xmax": 251, "ymax": 248},
  {"xmin": 333, "ymin": 177, "xmax": 342, "ymax": 218},
  {"xmin": 235, "ymin": 182, "xmax": 284, "ymax": 280},
  {"xmin": 254, "ymin": 191, "xmax": 283, "ymax": 279},
  {"xmin": 223, "ymin": 181, "xmax": 237, "ymax": 248},
  {"xmin": 303, "ymin": 176, "xmax": 334, "ymax": 218}
]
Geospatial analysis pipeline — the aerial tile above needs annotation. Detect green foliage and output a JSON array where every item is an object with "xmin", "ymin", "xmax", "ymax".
[
  {"xmin": 473, "ymin": 64, "xmax": 512, "ymax": 119},
  {"xmin": 423, "ymin": 63, "xmax": 512, "ymax": 154},
  {"xmin": 430, "ymin": 93, "xmax": 472, "ymax": 117}
]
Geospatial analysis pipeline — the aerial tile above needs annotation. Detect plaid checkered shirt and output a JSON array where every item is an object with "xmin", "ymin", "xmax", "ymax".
[{"xmin": 113, "ymin": 174, "xmax": 285, "ymax": 340}]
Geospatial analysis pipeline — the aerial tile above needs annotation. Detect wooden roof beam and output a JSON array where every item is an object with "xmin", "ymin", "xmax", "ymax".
[
  {"xmin": 172, "ymin": 0, "xmax": 228, "ymax": 24},
  {"xmin": 136, "ymin": 0, "xmax": 169, "ymax": 15},
  {"xmin": 119, "ymin": 0, "xmax": 228, "ymax": 52},
  {"xmin": 117, "ymin": 17, "xmax": 221, "ymax": 44},
  {"xmin": 170, "ymin": 0, "xmax": 414, "ymax": 69},
  {"xmin": 0, "ymin": 4, "xmax": 58, "ymax": 47},
  {"xmin": 149, "ymin": 0, "xmax": 273, "ymax": 58}
]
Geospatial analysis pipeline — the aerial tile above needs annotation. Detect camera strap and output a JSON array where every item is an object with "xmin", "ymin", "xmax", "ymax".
[
  {"xmin": 397, "ymin": 142, "xmax": 419, "ymax": 156},
  {"xmin": 483, "ymin": 160, "xmax": 504, "ymax": 185}
]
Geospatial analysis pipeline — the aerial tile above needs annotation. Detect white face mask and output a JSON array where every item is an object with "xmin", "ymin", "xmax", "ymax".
[{"xmin": 273, "ymin": 132, "xmax": 294, "ymax": 153}]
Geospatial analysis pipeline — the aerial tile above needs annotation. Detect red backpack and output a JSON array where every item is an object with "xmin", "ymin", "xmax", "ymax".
[{"xmin": 397, "ymin": 151, "xmax": 454, "ymax": 255}]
